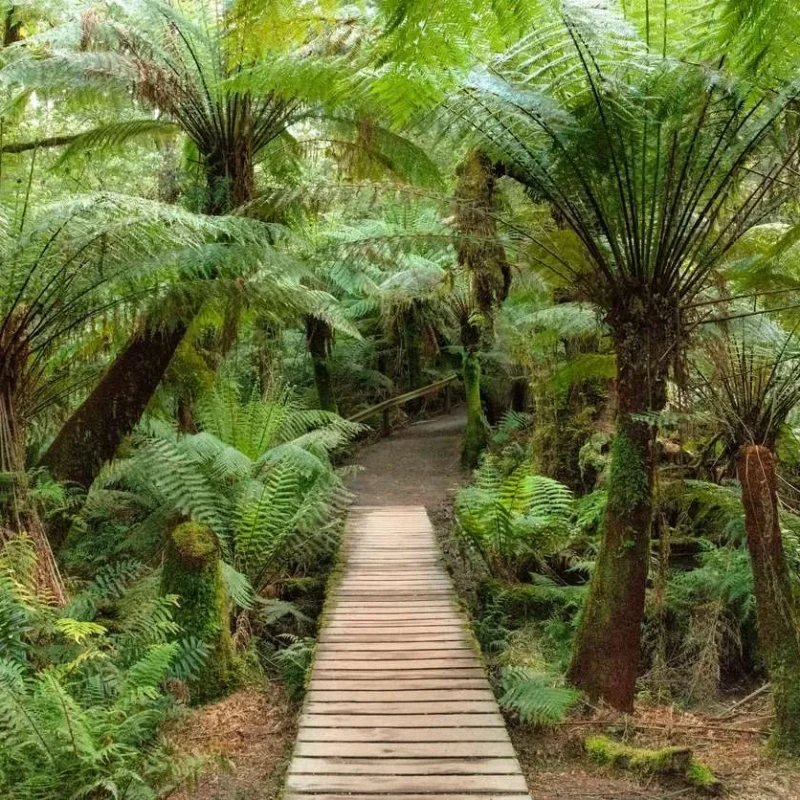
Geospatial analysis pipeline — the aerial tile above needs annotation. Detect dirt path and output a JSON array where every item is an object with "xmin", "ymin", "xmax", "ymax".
[{"xmin": 348, "ymin": 409, "xmax": 468, "ymax": 508}]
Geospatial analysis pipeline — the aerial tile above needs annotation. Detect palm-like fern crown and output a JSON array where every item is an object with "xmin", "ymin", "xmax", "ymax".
[
  {"xmin": 6, "ymin": 0, "xmax": 353, "ymax": 206},
  {"xmin": 449, "ymin": 1, "xmax": 800, "ymax": 314},
  {"xmin": 696, "ymin": 318, "xmax": 800, "ymax": 448},
  {"xmin": 0, "ymin": 189, "xmax": 268, "ymax": 465}
]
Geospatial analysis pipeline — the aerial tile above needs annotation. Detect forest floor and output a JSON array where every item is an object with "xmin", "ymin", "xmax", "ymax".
[{"xmin": 166, "ymin": 684, "xmax": 296, "ymax": 800}]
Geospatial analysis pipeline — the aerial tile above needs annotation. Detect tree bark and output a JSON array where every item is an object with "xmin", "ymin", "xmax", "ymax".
[
  {"xmin": 737, "ymin": 445, "xmax": 800, "ymax": 752},
  {"xmin": 306, "ymin": 316, "xmax": 336, "ymax": 412},
  {"xmin": 41, "ymin": 324, "xmax": 188, "ymax": 492},
  {"xmin": 461, "ymin": 349, "xmax": 487, "ymax": 468},
  {"xmin": 567, "ymin": 312, "xmax": 670, "ymax": 711}
]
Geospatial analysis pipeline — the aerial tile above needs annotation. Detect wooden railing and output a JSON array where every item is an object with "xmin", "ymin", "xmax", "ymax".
[{"xmin": 348, "ymin": 373, "xmax": 459, "ymax": 433}]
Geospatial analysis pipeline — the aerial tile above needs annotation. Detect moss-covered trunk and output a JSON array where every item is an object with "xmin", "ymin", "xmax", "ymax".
[
  {"xmin": 161, "ymin": 521, "xmax": 236, "ymax": 702},
  {"xmin": 567, "ymin": 312, "xmax": 670, "ymax": 711},
  {"xmin": 455, "ymin": 150, "xmax": 510, "ymax": 466},
  {"xmin": 306, "ymin": 316, "xmax": 336, "ymax": 412},
  {"xmin": 461, "ymin": 349, "xmax": 487, "ymax": 468},
  {"xmin": 737, "ymin": 445, "xmax": 800, "ymax": 752}
]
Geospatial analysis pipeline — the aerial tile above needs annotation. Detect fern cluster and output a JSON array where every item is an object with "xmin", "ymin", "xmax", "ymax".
[
  {"xmin": 456, "ymin": 455, "xmax": 575, "ymax": 579},
  {"xmin": 0, "ymin": 539, "xmax": 206, "ymax": 800},
  {"xmin": 80, "ymin": 382, "xmax": 360, "ymax": 600}
]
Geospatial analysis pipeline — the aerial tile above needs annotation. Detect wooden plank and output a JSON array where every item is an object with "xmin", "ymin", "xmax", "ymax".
[
  {"xmin": 285, "ymin": 774, "xmax": 529, "ymax": 793},
  {"xmin": 315, "ymin": 649, "xmax": 477, "ymax": 659},
  {"xmin": 311, "ymin": 669, "xmax": 487, "ymax": 681},
  {"xmin": 299, "ymin": 713, "xmax": 506, "ymax": 728},
  {"xmin": 319, "ymin": 638, "xmax": 470, "ymax": 646},
  {"xmin": 286, "ymin": 794, "xmax": 530, "ymax": 800},
  {"xmin": 307, "ymin": 689, "xmax": 494, "ymax": 702},
  {"xmin": 303, "ymin": 700, "xmax": 499, "ymax": 714},
  {"xmin": 316, "ymin": 640, "xmax": 471, "ymax": 651},
  {"xmin": 323, "ymin": 623, "xmax": 467, "ymax": 632},
  {"xmin": 312, "ymin": 658, "xmax": 479, "ymax": 669},
  {"xmin": 296, "ymin": 727, "xmax": 513, "ymax": 743},
  {"xmin": 289, "ymin": 757, "xmax": 522, "ymax": 775},
  {"xmin": 311, "ymin": 678, "xmax": 488, "ymax": 690},
  {"xmin": 293, "ymin": 740, "xmax": 517, "ymax": 758}
]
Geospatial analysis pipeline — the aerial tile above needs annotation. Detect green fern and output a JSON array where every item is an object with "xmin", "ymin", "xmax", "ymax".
[
  {"xmin": 456, "ymin": 457, "xmax": 574, "ymax": 577},
  {"xmin": 498, "ymin": 666, "xmax": 580, "ymax": 726}
]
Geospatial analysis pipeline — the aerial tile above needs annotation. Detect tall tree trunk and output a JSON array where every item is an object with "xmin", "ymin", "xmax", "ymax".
[
  {"xmin": 737, "ymin": 445, "xmax": 800, "ymax": 752},
  {"xmin": 306, "ymin": 316, "xmax": 336, "ymax": 412},
  {"xmin": 461, "ymin": 348, "xmax": 487, "ymax": 469},
  {"xmin": 567, "ymin": 313, "xmax": 670, "ymax": 710},
  {"xmin": 39, "ymin": 146, "xmax": 254, "ymax": 503},
  {"xmin": 42, "ymin": 323, "xmax": 188, "ymax": 489}
]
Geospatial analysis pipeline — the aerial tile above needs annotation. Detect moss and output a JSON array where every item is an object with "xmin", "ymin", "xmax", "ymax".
[
  {"xmin": 161, "ymin": 521, "xmax": 237, "ymax": 702},
  {"xmin": 607, "ymin": 428, "xmax": 649, "ymax": 514},
  {"xmin": 687, "ymin": 759, "xmax": 722, "ymax": 793},
  {"xmin": 462, "ymin": 351, "xmax": 488, "ymax": 468},
  {"xmin": 586, "ymin": 735, "xmax": 720, "ymax": 794},
  {"xmin": 585, "ymin": 735, "xmax": 690, "ymax": 773},
  {"xmin": 170, "ymin": 521, "xmax": 217, "ymax": 565}
]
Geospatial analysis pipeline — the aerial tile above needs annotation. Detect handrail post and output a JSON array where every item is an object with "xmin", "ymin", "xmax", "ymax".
[{"xmin": 382, "ymin": 407, "xmax": 391, "ymax": 436}]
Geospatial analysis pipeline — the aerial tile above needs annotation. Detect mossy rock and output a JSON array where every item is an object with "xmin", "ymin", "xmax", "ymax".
[{"xmin": 585, "ymin": 735, "xmax": 721, "ymax": 795}]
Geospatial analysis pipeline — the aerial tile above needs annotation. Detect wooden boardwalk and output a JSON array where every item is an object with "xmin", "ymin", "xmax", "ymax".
[{"xmin": 284, "ymin": 506, "xmax": 530, "ymax": 800}]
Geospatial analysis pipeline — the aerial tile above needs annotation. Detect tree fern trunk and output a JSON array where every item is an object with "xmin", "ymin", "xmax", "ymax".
[
  {"xmin": 567, "ymin": 315, "xmax": 669, "ymax": 711},
  {"xmin": 461, "ymin": 349, "xmax": 486, "ymax": 468},
  {"xmin": 41, "ymin": 324, "xmax": 187, "ymax": 492},
  {"xmin": 1, "ymin": 344, "xmax": 66, "ymax": 603},
  {"xmin": 306, "ymin": 316, "xmax": 336, "ymax": 412},
  {"xmin": 161, "ymin": 521, "xmax": 236, "ymax": 702},
  {"xmin": 737, "ymin": 445, "xmax": 800, "ymax": 752}
]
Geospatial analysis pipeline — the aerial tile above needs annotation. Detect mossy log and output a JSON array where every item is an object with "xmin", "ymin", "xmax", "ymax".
[
  {"xmin": 585, "ymin": 735, "xmax": 721, "ymax": 794},
  {"xmin": 161, "ymin": 521, "xmax": 236, "ymax": 702}
]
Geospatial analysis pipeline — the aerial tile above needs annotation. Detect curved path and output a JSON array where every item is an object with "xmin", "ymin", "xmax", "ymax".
[{"xmin": 284, "ymin": 414, "xmax": 530, "ymax": 800}]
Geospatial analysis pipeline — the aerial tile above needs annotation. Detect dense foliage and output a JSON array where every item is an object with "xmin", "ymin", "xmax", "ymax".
[{"xmin": 3, "ymin": 0, "xmax": 800, "ymax": 795}]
